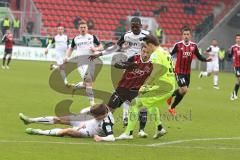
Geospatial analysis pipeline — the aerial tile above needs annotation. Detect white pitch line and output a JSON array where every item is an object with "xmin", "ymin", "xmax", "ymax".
[
  {"xmin": 0, "ymin": 140, "xmax": 145, "ymax": 147},
  {"xmin": 147, "ymin": 137, "xmax": 240, "ymax": 147},
  {"xmin": 162, "ymin": 145, "xmax": 240, "ymax": 150},
  {"xmin": 0, "ymin": 137, "xmax": 240, "ymax": 150}
]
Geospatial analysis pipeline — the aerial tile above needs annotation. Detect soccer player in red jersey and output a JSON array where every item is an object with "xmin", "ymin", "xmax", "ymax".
[
  {"xmin": 230, "ymin": 34, "xmax": 240, "ymax": 100},
  {"xmin": 2, "ymin": 29, "xmax": 14, "ymax": 69},
  {"xmin": 167, "ymin": 27, "xmax": 212, "ymax": 116},
  {"xmin": 108, "ymin": 45, "xmax": 153, "ymax": 137}
]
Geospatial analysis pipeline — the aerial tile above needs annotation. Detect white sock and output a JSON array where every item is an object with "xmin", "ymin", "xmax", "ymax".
[
  {"xmin": 202, "ymin": 72, "xmax": 209, "ymax": 77},
  {"xmin": 86, "ymin": 87, "xmax": 94, "ymax": 106},
  {"xmin": 60, "ymin": 69, "xmax": 68, "ymax": 85},
  {"xmin": 36, "ymin": 128, "xmax": 62, "ymax": 136},
  {"xmin": 30, "ymin": 116, "xmax": 55, "ymax": 124},
  {"xmin": 52, "ymin": 64, "xmax": 59, "ymax": 69},
  {"xmin": 214, "ymin": 75, "xmax": 218, "ymax": 86},
  {"xmin": 75, "ymin": 81, "xmax": 85, "ymax": 89},
  {"xmin": 123, "ymin": 102, "xmax": 129, "ymax": 120}
]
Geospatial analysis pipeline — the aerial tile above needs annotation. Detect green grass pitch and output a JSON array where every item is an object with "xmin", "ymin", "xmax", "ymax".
[{"xmin": 0, "ymin": 60, "xmax": 240, "ymax": 160}]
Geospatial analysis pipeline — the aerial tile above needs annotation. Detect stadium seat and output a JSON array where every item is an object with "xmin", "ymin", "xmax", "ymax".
[{"xmin": 33, "ymin": 0, "xmax": 234, "ymax": 41}]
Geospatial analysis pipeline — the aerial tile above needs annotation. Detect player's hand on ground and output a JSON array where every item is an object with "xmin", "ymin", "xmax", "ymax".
[{"xmin": 94, "ymin": 135, "xmax": 103, "ymax": 142}]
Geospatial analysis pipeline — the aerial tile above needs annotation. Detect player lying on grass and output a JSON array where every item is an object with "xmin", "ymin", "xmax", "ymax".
[
  {"xmin": 117, "ymin": 35, "xmax": 176, "ymax": 140},
  {"xmin": 19, "ymin": 104, "xmax": 115, "ymax": 142}
]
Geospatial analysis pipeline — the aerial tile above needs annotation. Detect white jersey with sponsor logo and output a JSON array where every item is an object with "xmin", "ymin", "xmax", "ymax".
[
  {"xmin": 117, "ymin": 30, "xmax": 150, "ymax": 58},
  {"xmin": 71, "ymin": 112, "xmax": 114, "ymax": 137},
  {"xmin": 52, "ymin": 34, "xmax": 69, "ymax": 54},
  {"xmin": 71, "ymin": 34, "xmax": 100, "ymax": 56}
]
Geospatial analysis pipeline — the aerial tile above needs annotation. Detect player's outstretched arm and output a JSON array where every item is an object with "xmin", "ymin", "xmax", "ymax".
[
  {"xmin": 94, "ymin": 134, "xmax": 115, "ymax": 142},
  {"xmin": 194, "ymin": 47, "xmax": 211, "ymax": 62},
  {"xmin": 89, "ymin": 45, "xmax": 120, "ymax": 61}
]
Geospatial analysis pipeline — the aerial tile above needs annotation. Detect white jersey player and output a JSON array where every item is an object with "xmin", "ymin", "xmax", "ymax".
[
  {"xmin": 199, "ymin": 39, "xmax": 220, "ymax": 89},
  {"xmin": 45, "ymin": 26, "xmax": 69, "ymax": 85},
  {"xmin": 64, "ymin": 20, "xmax": 103, "ymax": 106},
  {"xmin": 19, "ymin": 104, "xmax": 115, "ymax": 142},
  {"xmin": 89, "ymin": 17, "xmax": 150, "ymax": 137}
]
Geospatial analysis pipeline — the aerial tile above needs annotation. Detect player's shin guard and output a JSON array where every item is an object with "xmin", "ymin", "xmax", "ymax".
[
  {"xmin": 30, "ymin": 116, "xmax": 55, "ymax": 124},
  {"xmin": 86, "ymin": 87, "xmax": 95, "ymax": 106},
  {"xmin": 214, "ymin": 75, "xmax": 218, "ymax": 86},
  {"xmin": 171, "ymin": 90, "xmax": 184, "ymax": 109},
  {"xmin": 60, "ymin": 69, "xmax": 68, "ymax": 85},
  {"xmin": 125, "ymin": 104, "xmax": 139, "ymax": 135},
  {"xmin": 7, "ymin": 57, "xmax": 11, "ymax": 66},
  {"xmin": 171, "ymin": 89, "xmax": 178, "ymax": 97},
  {"xmin": 139, "ymin": 108, "xmax": 147, "ymax": 131},
  {"xmin": 148, "ymin": 106, "xmax": 161, "ymax": 131},
  {"xmin": 234, "ymin": 83, "xmax": 240, "ymax": 96},
  {"xmin": 37, "ymin": 128, "xmax": 62, "ymax": 136},
  {"xmin": 123, "ymin": 102, "xmax": 129, "ymax": 122},
  {"xmin": 2, "ymin": 57, "xmax": 6, "ymax": 66}
]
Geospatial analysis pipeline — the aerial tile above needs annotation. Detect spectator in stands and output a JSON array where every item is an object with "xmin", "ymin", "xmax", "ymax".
[
  {"xmin": 153, "ymin": 4, "xmax": 168, "ymax": 16},
  {"xmin": 1, "ymin": 16, "xmax": 10, "ymax": 35},
  {"xmin": 28, "ymin": 37, "xmax": 42, "ymax": 47},
  {"xmin": 57, "ymin": 20, "xmax": 65, "ymax": 28},
  {"xmin": 181, "ymin": 0, "xmax": 190, "ymax": 3},
  {"xmin": 0, "ymin": 0, "xmax": 9, "ymax": 7},
  {"xmin": 46, "ymin": 33, "xmax": 53, "ymax": 47},
  {"xmin": 16, "ymin": 0, "xmax": 20, "ymax": 10},
  {"xmin": 155, "ymin": 26, "xmax": 163, "ymax": 44},
  {"xmin": 219, "ymin": 48, "xmax": 225, "ymax": 71},
  {"xmin": 184, "ymin": 5, "xmax": 196, "ymax": 15},
  {"xmin": 73, "ymin": 16, "xmax": 81, "ymax": 29},
  {"xmin": 13, "ymin": 17, "xmax": 20, "ymax": 38},
  {"xmin": 26, "ymin": 20, "xmax": 34, "ymax": 34},
  {"xmin": 114, "ymin": 24, "xmax": 126, "ymax": 40},
  {"xmin": 87, "ymin": 19, "xmax": 94, "ymax": 30},
  {"xmin": 133, "ymin": 8, "xmax": 141, "ymax": 16}
]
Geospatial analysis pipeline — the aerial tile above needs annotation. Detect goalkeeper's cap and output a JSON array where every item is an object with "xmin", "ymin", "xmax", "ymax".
[{"xmin": 131, "ymin": 17, "xmax": 142, "ymax": 25}]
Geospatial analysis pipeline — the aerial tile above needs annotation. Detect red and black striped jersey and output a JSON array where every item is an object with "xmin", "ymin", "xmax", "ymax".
[
  {"xmin": 2, "ymin": 33, "xmax": 14, "ymax": 49},
  {"xmin": 117, "ymin": 55, "xmax": 153, "ymax": 90},
  {"xmin": 171, "ymin": 41, "xmax": 207, "ymax": 74},
  {"xmin": 230, "ymin": 44, "xmax": 240, "ymax": 67}
]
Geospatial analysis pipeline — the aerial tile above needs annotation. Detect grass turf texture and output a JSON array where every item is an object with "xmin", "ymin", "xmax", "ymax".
[{"xmin": 0, "ymin": 60, "xmax": 240, "ymax": 160}]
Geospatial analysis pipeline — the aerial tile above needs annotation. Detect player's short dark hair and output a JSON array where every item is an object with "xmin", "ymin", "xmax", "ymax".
[
  {"xmin": 79, "ymin": 20, "xmax": 87, "ymax": 25},
  {"xmin": 131, "ymin": 17, "xmax": 141, "ymax": 25},
  {"xmin": 181, "ymin": 26, "xmax": 191, "ymax": 33},
  {"xmin": 236, "ymin": 34, "xmax": 240, "ymax": 37},
  {"xmin": 142, "ymin": 35, "xmax": 159, "ymax": 46},
  {"xmin": 90, "ymin": 104, "xmax": 109, "ymax": 117}
]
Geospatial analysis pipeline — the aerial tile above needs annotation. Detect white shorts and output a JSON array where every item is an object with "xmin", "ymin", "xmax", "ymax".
[
  {"xmin": 207, "ymin": 60, "xmax": 219, "ymax": 72},
  {"xmin": 55, "ymin": 52, "xmax": 65, "ymax": 65},
  {"xmin": 77, "ymin": 63, "xmax": 95, "ymax": 81},
  {"xmin": 70, "ymin": 119, "xmax": 96, "ymax": 138}
]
